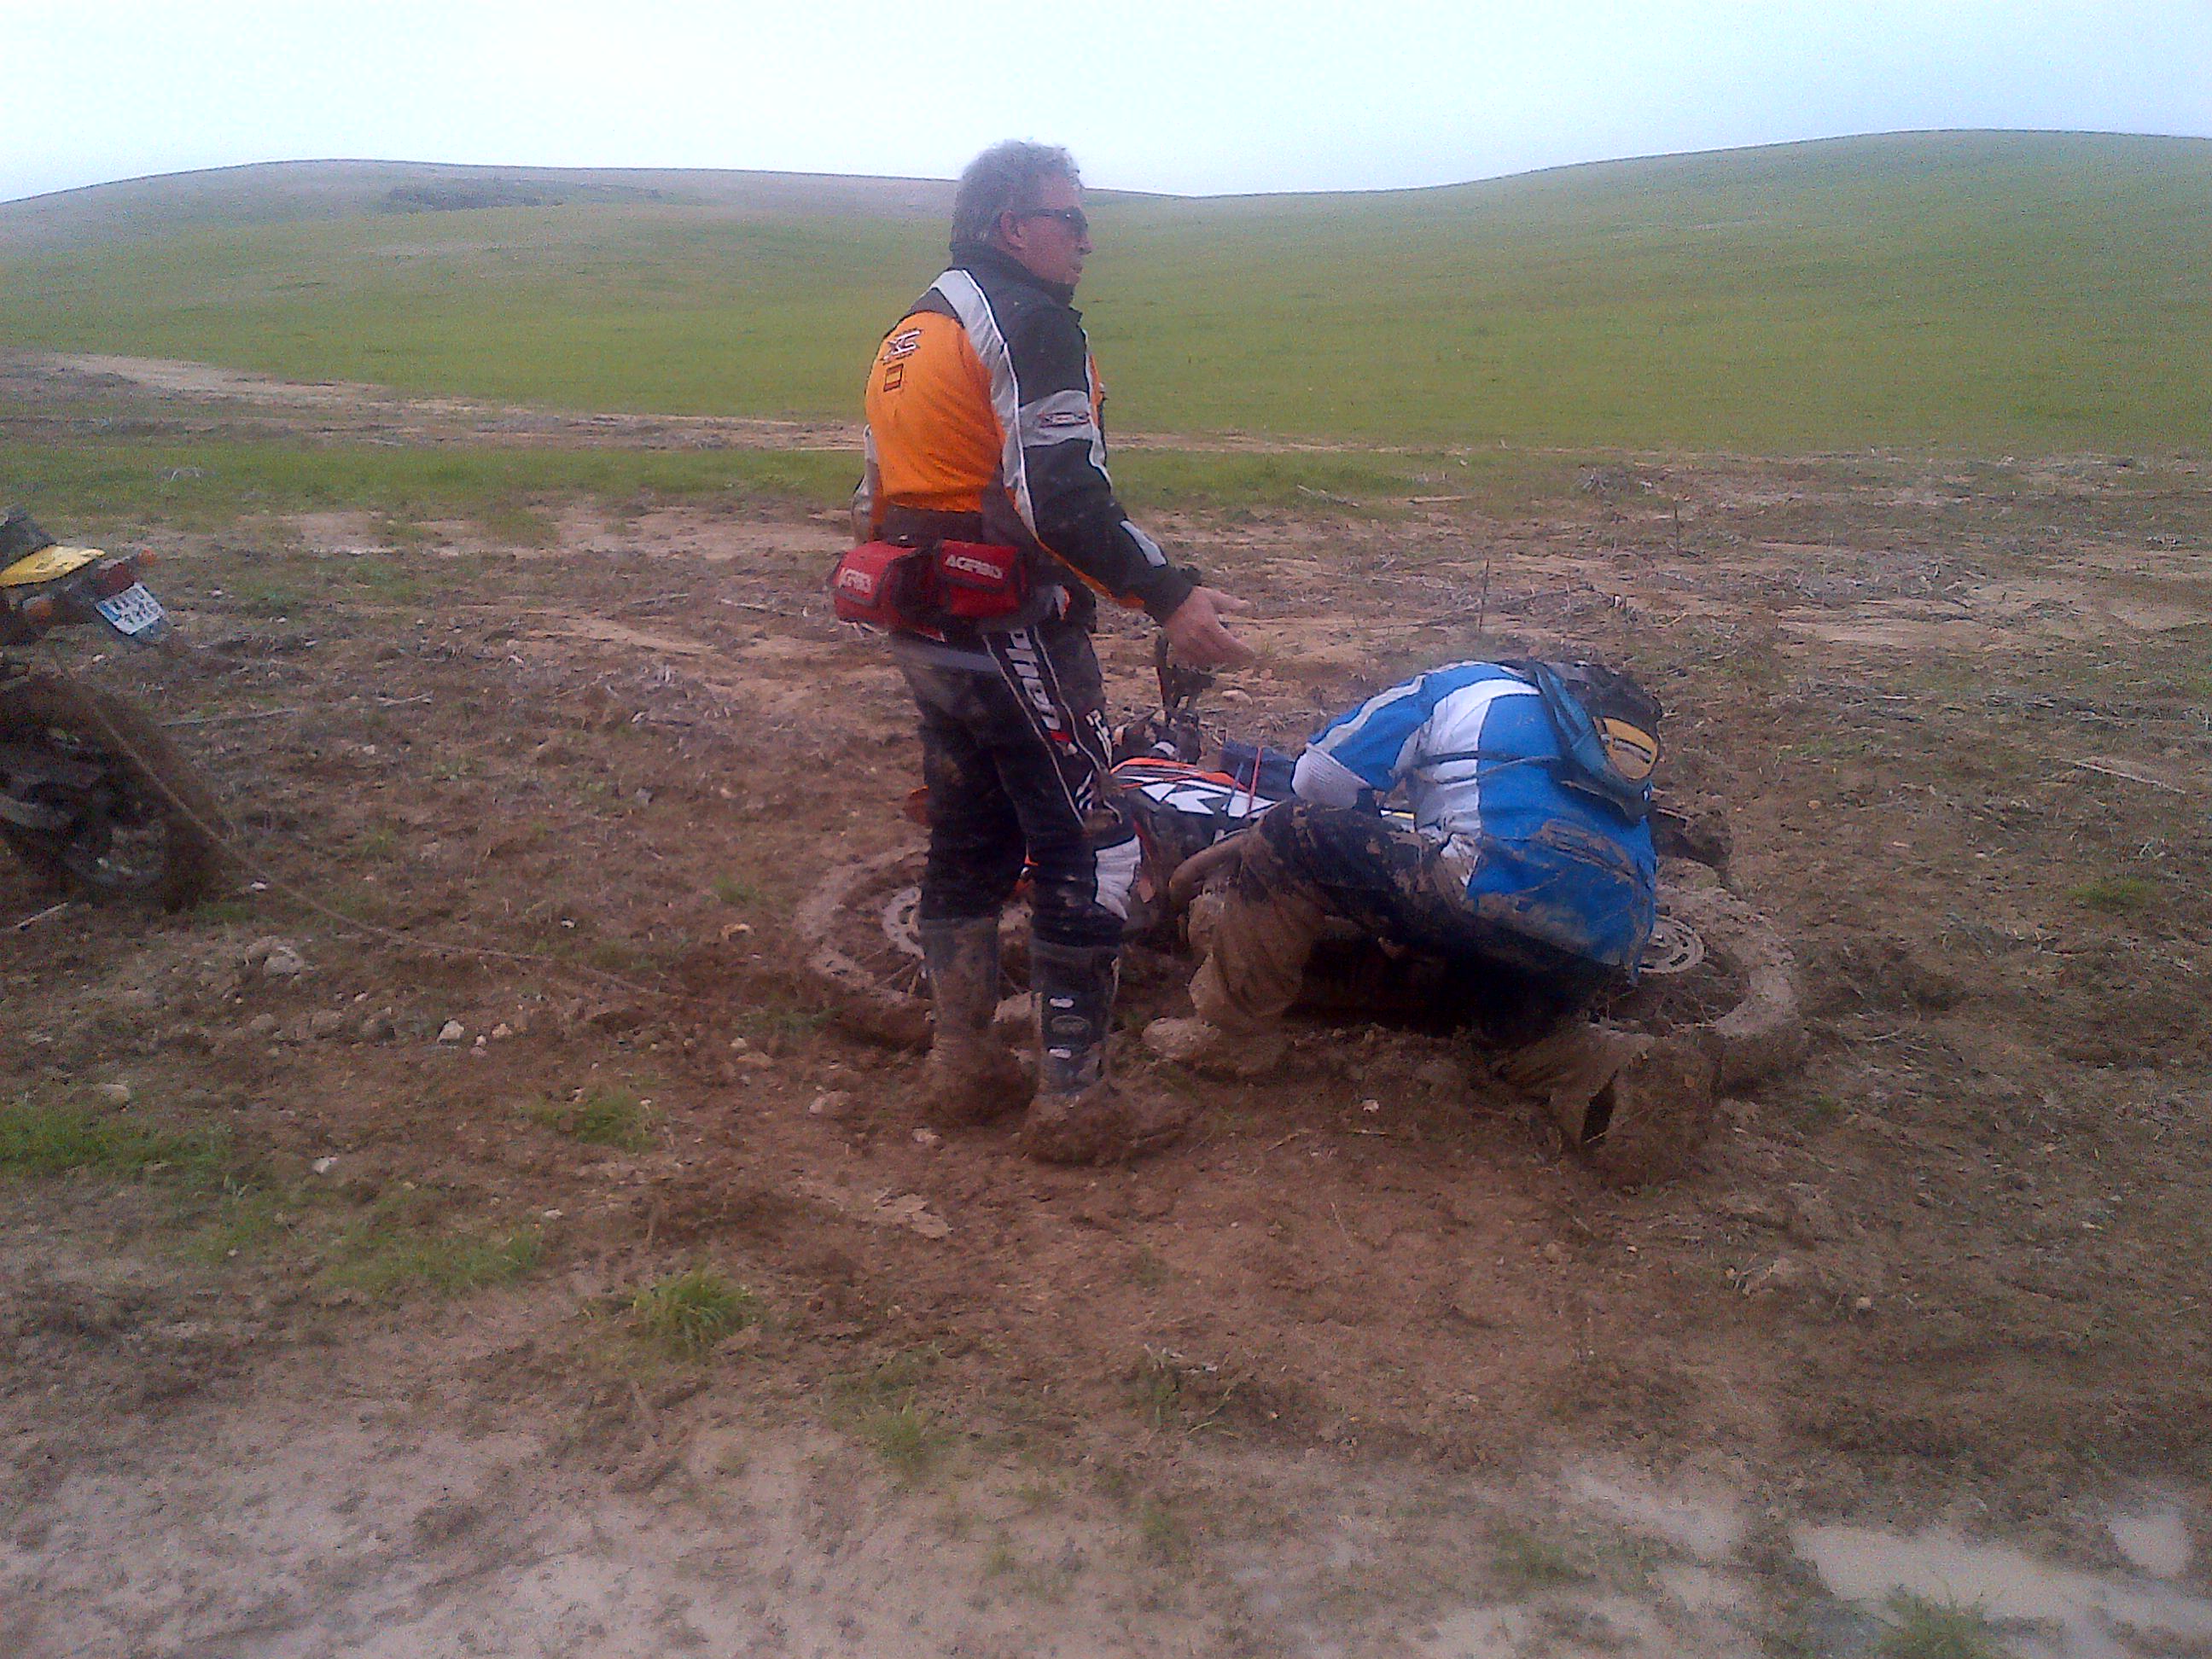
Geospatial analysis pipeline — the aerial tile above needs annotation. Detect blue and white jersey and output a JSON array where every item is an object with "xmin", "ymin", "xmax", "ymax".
[{"xmin": 1292, "ymin": 662, "xmax": 1656, "ymax": 969}]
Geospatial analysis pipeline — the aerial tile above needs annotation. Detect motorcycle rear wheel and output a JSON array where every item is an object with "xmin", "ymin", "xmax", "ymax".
[{"xmin": 0, "ymin": 672, "xmax": 227, "ymax": 911}]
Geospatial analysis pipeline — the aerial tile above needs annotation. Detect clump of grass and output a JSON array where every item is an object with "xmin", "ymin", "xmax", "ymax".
[
  {"xmin": 570, "ymin": 1088, "xmax": 652, "ymax": 1148},
  {"xmin": 2, "ymin": 1103, "xmax": 309, "ymax": 1269},
  {"xmin": 1113, "ymin": 451, "xmax": 1429, "ymax": 514},
  {"xmin": 192, "ymin": 1177, "xmax": 300, "ymax": 1264},
  {"xmin": 1127, "ymin": 1347, "xmax": 1242, "ymax": 1433},
  {"xmin": 711, "ymin": 874, "xmax": 765, "ymax": 907},
  {"xmin": 978, "ymin": 1534, "xmax": 1084, "ymax": 1601},
  {"xmin": 0, "ymin": 1101, "xmax": 231, "ymax": 1183},
  {"xmin": 1489, "ymin": 1524, "xmax": 1592, "ymax": 1596},
  {"xmin": 630, "ymin": 1266, "xmax": 760, "ymax": 1355},
  {"xmin": 370, "ymin": 516, "xmax": 442, "ymax": 554},
  {"xmin": 1012, "ymin": 1477, "xmax": 1064, "ymax": 1512},
  {"xmin": 845, "ymin": 1345, "xmax": 941, "ymax": 1397},
  {"xmin": 1877, "ymin": 1592, "xmax": 2011, "ymax": 1659},
  {"xmin": 730, "ymin": 1003, "xmax": 830, "ymax": 1046},
  {"xmin": 349, "ymin": 555, "xmax": 439, "ymax": 604},
  {"xmin": 831, "ymin": 1346, "xmax": 949, "ymax": 1479},
  {"xmin": 857, "ymin": 1402, "xmax": 942, "ymax": 1480},
  {"xmin": 934, "ymin": 1502, "xmax": 975, "ymax": 1541},
  {"xmin": 585, "ymin": 938, "xmax": 656, "ymax": 975},
  {"xmin": 4, "ymin": 440, "xmax": 856, "ymax": 533},
  {"xmin": 320, "ymin": 883, "xmax": 398, "ymax": 926},
  {"xmin": 474, "ymin": 502, "xmax": 556, "ymax": 546},
  {"xmin": 224, "ymin": 575, "xmax": 308, "ymax": 618},
  {"xmin": 2070, "ymin": 874, "xmax": 2157, "ymax": 915},
  {"xmin": 324, "ymin": 1221, "xmax": 543, "ymax": 1299},
  {"xmin": 525, "ymin": 1086, "xmax": 654, "ymax": 1151},
  {"xmin": 1797, "ymin": 1093, "xmax": 1848, "ymax": 1132}
]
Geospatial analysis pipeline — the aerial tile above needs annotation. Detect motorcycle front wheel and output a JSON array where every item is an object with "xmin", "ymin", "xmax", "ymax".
[{"xmin": 0, "ymin": 672, "xmax": 227, "ymax": 910}]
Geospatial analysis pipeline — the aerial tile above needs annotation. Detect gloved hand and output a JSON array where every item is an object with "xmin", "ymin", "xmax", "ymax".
[{"xmin": 1161, "ymin": 585, "xmax": 1254, "ymax": 670}]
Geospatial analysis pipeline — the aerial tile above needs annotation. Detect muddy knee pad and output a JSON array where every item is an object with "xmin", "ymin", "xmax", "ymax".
[
  {"xmin": 1239, "ymin": 802, "xmax": 1330, "ymax": 902},
  {"xmin": 1027, "ymin": 821, "xmax": 1140, "ymax": 951},
  {"xmin": 1190, "ymin": 853, "xmax": 1328, "ymax": 1027},
  {"xmin": 1188, "ymin": 951, "xmax": 1241, "ymax": 1025}
]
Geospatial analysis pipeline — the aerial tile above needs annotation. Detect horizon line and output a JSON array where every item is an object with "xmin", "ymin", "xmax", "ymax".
[{"xmin": 6, "ymin": 125, "xmax": 2209, "ymax": 213}]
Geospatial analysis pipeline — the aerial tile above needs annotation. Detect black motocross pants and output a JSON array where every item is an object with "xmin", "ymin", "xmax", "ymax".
[{"xmin": 895, "ymin": 618, "xmax": 1138, "ymax": 951}]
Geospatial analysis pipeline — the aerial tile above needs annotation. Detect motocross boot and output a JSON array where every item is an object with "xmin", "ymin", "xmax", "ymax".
[
  {"xmin": 917, "ymin": 917, "xmax": 1029, "ymax": 1126},
  {"xmin": 1495, "ymin": 1021, "xmax": 1652, "ymax": 1144},
  {"xmin": 1140, "ymin": 942, "xmax": 1295, "ymax": 1079},
  {"xmin": 1582, "ymin": 1034, "xmax": 1718, "ymax": 1187},
  {"xmin": 1495, "ymin": 1021, "xmax": 1716, "ymax": 1184},
  {"xmin": 1019, "ymin": 938, "xmax": 1192, "ymax": 1165}
]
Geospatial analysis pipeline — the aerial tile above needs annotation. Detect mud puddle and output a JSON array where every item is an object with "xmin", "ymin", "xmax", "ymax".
[{"xmin": 1795, "ymin": 1513, "xmax": 2209, "ymax": 1659}]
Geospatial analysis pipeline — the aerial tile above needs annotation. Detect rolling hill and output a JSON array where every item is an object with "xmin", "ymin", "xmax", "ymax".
[{"xmin": 3, "ymin": 133, "xmax": 2207, "ymax": 453}]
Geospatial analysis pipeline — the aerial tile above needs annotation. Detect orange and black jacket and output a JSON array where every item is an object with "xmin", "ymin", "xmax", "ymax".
[{"xmin": 856, "ymin": 244, "xmax": 1196, "ymax": 625}]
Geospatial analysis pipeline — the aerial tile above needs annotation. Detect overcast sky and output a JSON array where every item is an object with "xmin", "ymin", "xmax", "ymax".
[{"xmin": 4, "ymin": 1, "xmax": 2208, "ymax": 204}]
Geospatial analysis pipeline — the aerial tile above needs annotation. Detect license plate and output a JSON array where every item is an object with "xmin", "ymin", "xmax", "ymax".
[{"xmin": 95, "ymin": 583, "xmax": 168, "ymax": 638}]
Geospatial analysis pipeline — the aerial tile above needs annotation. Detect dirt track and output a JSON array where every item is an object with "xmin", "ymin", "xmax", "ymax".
[
  {"xmin": 4, "ymin": 357, "xmax": 2212, "ymax": 1656},
  {"xmin": 0, "ymin": 350, "xmax": 1386, "ymax": 456}
]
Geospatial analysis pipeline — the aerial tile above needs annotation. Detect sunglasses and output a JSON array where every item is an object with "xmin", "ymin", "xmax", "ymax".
[{"xmin": 1018, "ymin": 206, "xmax": 1090, "ymax": 237}]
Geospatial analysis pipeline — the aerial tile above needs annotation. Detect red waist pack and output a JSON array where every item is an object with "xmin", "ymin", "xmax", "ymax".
[
  {"xmin": 929, "ymin": 539, "xmax": 1027, "ymax": 621},
  {"xmin": 830, "ymin": 538, "xmax": 1028, "ymax": 629},
  {"xmin": 830, "ymin": 541, "xmax": 927, "ymax": 628}
]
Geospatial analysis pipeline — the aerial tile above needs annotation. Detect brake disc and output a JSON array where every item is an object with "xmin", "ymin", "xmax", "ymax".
[{"xmin": 1639, "ymin": 913, "xmax": 1707, "ymax": 976}]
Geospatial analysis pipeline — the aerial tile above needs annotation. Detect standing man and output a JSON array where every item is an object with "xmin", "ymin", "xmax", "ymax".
[{"xmin": 854, "ymin": 141, "xmax": 1253, "ymax": 1163}]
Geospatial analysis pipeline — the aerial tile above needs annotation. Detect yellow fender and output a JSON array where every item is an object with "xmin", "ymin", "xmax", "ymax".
[{"xmin": 0, "ymin": 544, "xmax": 105, "ymax": 588}]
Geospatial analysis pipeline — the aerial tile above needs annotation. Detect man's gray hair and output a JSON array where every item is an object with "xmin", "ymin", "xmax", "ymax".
[{"xmin": 950, "ymin": 141, "xmax": 1080, "ymax": 251}]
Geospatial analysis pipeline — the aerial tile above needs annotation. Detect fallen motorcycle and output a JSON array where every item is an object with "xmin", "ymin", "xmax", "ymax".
[
  {"xmin": 799, "ymin": 643, "xmax": 1802, "ymax": 1100},
  {"xmin": 1, "ymin": 509, "xmax": 225, "ymax": 910}
]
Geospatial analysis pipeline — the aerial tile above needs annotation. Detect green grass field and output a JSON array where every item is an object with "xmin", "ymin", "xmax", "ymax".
[
  {"xmin": 1, "ymin": 437, "xmax": 1532, "ymax": 529},
  {"xmin": 3, "ymin": 131, "xmax": 2209, "ymax": 455}
]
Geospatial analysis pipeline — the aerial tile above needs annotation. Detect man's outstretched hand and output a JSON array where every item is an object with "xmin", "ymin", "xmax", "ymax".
[{"xmin": 1161, "ymin": 586, "xmax": 1254, "ymax": 670}]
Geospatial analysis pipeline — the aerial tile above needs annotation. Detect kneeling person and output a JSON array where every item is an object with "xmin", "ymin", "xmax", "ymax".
[{"xmin": 1145, "ymin": 659, "xmax": 1711, "ymax": 1141}]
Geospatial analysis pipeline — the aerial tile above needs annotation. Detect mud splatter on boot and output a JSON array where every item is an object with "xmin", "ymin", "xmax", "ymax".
[
  {"xmin": 1144, "ymin": 853, "xmax": 1317, "ymax": 1079},
  {"xmin": 1141, "ymin": 1015, "xmax": 1285, "ymax": 1079},
  {"xmin": 1496, "ymin": 1021, "xmax": 1715, "ymax": 1184},
  {"xmin": 917, "ymin": 917, "xmax": 1027, "ymax": 1126},
  {"xmin": 1583, "ymin": 1036, "xmax": 1717, "ymax": 1186},
  {"xmin": 1019, "ymin": 939, "xmax": 1191, "ymax": 1164},
  {"xmin": 1494, "ymin": 1021, "xmax": 1651, "ymax": 1144}
]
